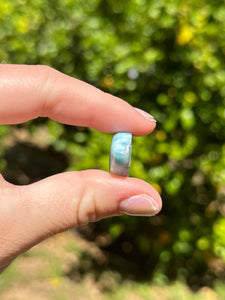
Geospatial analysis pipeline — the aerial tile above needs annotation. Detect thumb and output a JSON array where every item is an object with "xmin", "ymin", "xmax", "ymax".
[{"xmin": 0, "ymin": 170, "xmax": 162, "ymax": 264}]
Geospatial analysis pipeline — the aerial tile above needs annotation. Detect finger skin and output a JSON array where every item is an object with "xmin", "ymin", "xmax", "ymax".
[
  {"xmin": 0, "ymin": 64, "xmax": 155, "ymax": 136},
  {"xmin": 0, "ymin": 170, "xmax": 162, "ymax": 268},
  {"xmin": 0, "ymin": 65, "xmax": 159, "ymax": 272}
]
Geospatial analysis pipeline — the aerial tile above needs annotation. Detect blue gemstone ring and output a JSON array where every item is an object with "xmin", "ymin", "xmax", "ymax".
[{"xmin": 109, "ymin": 132, "xmax": 132, "ymax": 177}]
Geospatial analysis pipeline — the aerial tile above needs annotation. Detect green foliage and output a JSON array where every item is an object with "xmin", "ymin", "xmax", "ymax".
[
  {"xmin": 214, "ymin": 218, "xmax": 225, "ymax": 261},
  {"xmin": 0, "ymin": 0, "xmax": 225, "ymax": 287}
]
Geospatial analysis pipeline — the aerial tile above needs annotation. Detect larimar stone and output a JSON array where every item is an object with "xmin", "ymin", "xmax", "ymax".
[{"xmin": 110, "ymin": 132, "xmax": 132, "ymax": 176}]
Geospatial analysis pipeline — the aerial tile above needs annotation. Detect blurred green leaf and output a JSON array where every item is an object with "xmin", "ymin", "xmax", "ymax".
[{"xmin": 0, "ymin": 0, "xmax": 225, "ymax": 287}]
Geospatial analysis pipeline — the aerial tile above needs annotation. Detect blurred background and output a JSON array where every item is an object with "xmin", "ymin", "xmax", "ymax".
[{"xmin": 0, "ymin": 0, "xmax": 225, "ymax": 299}]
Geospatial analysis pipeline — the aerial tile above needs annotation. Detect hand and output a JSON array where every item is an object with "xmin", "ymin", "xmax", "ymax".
[{"xmin": 0, "ymin": 64, "xmax": 162, "ymax": 273}]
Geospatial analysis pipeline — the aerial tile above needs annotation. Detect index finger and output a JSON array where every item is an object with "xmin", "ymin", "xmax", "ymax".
[{"xmin": 0, "ymin": 64, "xmax": 156, "ymax": 135}]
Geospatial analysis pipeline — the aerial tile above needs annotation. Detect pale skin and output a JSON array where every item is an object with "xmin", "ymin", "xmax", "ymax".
[{"xmin": 0, "ymin": 65, "xmax": 162, "ymax": 273}]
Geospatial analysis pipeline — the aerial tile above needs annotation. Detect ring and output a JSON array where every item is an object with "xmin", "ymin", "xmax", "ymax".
[{"xmin": 109, "ymin": 132, "xmax": 132, "ymax": 177}]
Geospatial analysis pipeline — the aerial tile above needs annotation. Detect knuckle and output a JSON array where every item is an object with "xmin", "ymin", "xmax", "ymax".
[
  {"xmin": 34, "ymin": 65, "xmax": 56, "ymax": 117},
  {"xmin": 77, "ymin": 184, "xmax": 97, "ymax": 226}
]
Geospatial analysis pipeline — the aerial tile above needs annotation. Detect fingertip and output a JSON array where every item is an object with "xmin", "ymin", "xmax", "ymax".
[{"xmin": 102, "ymin": 171, "xmax": 162, "ymax": 214}]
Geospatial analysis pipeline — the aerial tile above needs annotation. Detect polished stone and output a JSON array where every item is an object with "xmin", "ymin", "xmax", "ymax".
[{"xmin": 110, "ymin": 132, "xmax": 132, "ymax": 176}]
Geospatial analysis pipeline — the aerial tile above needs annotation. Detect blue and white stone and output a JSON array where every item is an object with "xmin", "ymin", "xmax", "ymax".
[{"xmin": 110, "ymin": 132, "xmax": 132, "ymax": 177}]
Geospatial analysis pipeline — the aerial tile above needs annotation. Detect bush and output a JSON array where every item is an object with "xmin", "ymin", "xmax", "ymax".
[{"xmin": 0, "ymin": 0, "xmax": 225, "ymax": 288}]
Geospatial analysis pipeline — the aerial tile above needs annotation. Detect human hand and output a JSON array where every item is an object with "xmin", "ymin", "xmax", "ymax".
[{"xmin": 0, "ymin": 65, "xmax": 162, "ymax": 273}]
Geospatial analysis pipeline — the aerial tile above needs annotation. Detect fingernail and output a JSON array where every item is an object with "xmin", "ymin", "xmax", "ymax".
[
  {"xmin": 119, "ymin": 194, "xmax": 160, "ymax": 216},
  {"xmin": 134, "ymin": 107, "xmax": 156, "ymax": 122}
]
